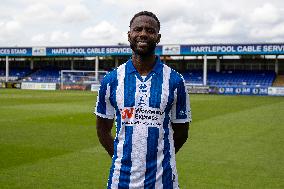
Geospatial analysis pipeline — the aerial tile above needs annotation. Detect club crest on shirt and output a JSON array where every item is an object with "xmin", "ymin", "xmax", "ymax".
[{"xmin": 138, "ymin": 83, "xmax": 148, "ymax": 107}]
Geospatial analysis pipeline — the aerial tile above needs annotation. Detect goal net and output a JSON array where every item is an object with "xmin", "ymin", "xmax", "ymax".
[{"xmin": 60, "ymin": 70, "xmax": 108, "ymax": 90}]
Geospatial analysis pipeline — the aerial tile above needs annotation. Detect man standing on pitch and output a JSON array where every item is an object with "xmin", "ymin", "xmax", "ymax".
[{"xmin": 95, "ymin": 11, "xmax": 191, "ymax": 189}]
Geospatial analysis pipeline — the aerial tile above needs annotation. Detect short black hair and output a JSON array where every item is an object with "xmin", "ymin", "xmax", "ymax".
[{"xmin": 129, "ymin": 11, "xmax": 160, "ymax": 31}]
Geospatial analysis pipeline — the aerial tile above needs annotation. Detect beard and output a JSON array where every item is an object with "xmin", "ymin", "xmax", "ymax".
[{"xmin": 129, "ymin": 39, "xmax": 157, "ymax": 56}]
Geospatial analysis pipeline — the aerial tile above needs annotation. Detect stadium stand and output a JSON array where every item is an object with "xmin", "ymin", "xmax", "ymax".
[
  {"xmin": 10, "ymin": 68, "xmax": 31, "ymax": 78},
  {"xmin": 0, "ymin": 68, "xmax": 31, "ymax": 81},
  {"xmin": 61, "ymin": 71, "xmax": 104, "ymax": 84},
  {"xmin": 0, "ymin": 68, "xmax": 30, "ymax": 77},
  {"xmin": 22, "ymin": 68, "xmax": 60, "ymax": 83},
  {"xmin": 2, "ymin": 67, "xmax": 276, "ymax": 87},
  {"xmin": 182, "ymin": 70, "xmax": 276, "ymax": 87}
]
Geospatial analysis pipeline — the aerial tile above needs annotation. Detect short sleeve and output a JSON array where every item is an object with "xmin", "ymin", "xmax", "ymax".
[
  {"xmin": 94, "ymin": 76, "xmax": 115, "ymax": 119},
  {"xmin": 171, "ymin": 78, "xmax": 192, "ymax": 123}
]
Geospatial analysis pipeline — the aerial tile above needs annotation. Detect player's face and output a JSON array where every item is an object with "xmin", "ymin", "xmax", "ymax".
[{"xmin": 128, "ymin": 15, "xmax": 161, "ymax": 56}]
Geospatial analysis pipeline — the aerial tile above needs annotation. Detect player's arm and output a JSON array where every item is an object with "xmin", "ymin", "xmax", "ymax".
[
  {"xmin": 171, "ymin": 77, "xmax": 192, "ymax": 154},
  {"xmin": 96, "ymin": 116, "xmax": 114, "ymax": 158},
  {"xmin": 95, "ymin": 74, "xmax": 115, "ymax": 158},
  {"xmin": 172, "ymin": 122, "xmax": 189, "ymax": 154}
]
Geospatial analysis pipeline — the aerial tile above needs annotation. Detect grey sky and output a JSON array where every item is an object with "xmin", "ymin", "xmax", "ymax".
[{"xmin": 0, "ymin": 0, "xmax": 283, "ymax": 46}]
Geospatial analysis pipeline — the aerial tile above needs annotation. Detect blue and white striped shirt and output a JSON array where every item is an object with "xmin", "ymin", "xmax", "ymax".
[{"xmin": 95, "ymin": 56, "xmax": 191, "ymax": 189}]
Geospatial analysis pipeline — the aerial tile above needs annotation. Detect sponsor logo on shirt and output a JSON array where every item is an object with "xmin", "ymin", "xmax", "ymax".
[
  {"xmin": 121, "ymin": 107, "xmax": 135, "ymax": 119},
  {"xmin": 121, "ymin": 107, "xmax": 164, "ymax": 127}
]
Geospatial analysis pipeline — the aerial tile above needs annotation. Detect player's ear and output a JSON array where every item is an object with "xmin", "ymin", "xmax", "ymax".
[
  {"xmin": 156, "ymin": 34, "xmax": 161, "ymax": 44},
  {"xmin": 127, "ymin": 31, "xmax": 131, "ymax": 42}
]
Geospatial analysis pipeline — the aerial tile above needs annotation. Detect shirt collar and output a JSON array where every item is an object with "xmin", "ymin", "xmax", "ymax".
[{"xmin": 126, "ymin": 56, "xmax": 163, "ymax": 75}]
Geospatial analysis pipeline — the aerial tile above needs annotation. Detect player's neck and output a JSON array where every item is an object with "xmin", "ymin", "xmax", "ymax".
[{"xmin": 132, "ymin": 54, "xmax": 156, "ymax": 76}]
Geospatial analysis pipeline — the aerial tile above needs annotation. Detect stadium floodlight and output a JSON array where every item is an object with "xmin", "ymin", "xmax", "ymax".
[{"xmin": 60, "ymin": 70, "xmax": 108, "ymax": 90}]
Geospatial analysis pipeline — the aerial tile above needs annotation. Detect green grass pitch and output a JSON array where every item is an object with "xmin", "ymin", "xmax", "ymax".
[{"xmin": 0, "ymin": 89, "xmax": 283, "ymax": 189}]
